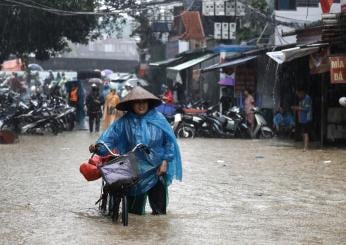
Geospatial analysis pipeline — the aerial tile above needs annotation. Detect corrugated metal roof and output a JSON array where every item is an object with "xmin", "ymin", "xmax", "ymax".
[
  {"xmin": 266, "ymin": 46, "xmax": 320, "ymax": 64},
  {"xmin": 180, "ymin": 11, "xmax": 205, "ymax": 41},
  {"xmin": 202, "ymin": 56, "xmax": 257, "ymax": 72},
  {"xmin": 167, "ymin": 53, "xmax": 216, "ymax": 71},
  {"xmin": 149, "ymin": 57, "xmax": 182, "ymax": 67}
]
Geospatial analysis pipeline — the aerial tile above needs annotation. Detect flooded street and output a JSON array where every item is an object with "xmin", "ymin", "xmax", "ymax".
[{"xmin": 1, "ymin": 131, "xmax": 345, "ymax": 244}]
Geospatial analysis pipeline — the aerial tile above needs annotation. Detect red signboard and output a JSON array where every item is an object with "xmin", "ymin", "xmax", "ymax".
[
  {"xmin": 320, "ymin": 0, "xmax": 334, "ymax": 14},
  {"xmin": 329, "ymin": 56, "xmax": 346, "ymax": 84},
  {"xmin": 1, "ymin": 59, "xmax": 23, "ymax": 71}
]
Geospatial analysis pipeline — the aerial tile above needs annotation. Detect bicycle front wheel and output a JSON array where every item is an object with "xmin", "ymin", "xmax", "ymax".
[{"xmin": 121, "ymin": 195, "xmax": 128, "ymax": 226}]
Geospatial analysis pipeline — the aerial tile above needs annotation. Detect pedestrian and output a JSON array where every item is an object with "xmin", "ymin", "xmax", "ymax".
[
  {"xmin": 220, "ymin": 87, "xmax": 233, "ymax": 114},
  {"xmin": 102, "ymin": 82, "xmax": 110, "ymax": 98},
  {"xmin": 244, "ymin": 88, "xmax": 255, "ymax": 131},
  {"xmin": 161, "ymin": 84, "xmax": 174, "ymax": 104},
  {"xmin": 68, "ymin": 84, "xmax": 79, "ymax": 107},
  {"xmin": 58, "ymin": 72, "xmax": 68, "ymax": 96},
  {"xmin": 89, "ymin": 86, "xmax": 182, "ymax": 215},
  {"xmin": 273, "ymin": 106, "xmax": 295, "ymax": 136},
  {"xmin": 101, "ymin": 83, "xmax": 121, "ymax": 131},
  {"xmin": 86, "ymin": 84, "xmax": 104, "ymax": 133},
  {"xmin": 121, "ymin": 82, "xmax": 134, "ymax": 99},
  {"xmin": 291, "ymin": 87, "xmax": 312, "ymax": 151},
  {"xmin": 6, "ymin": 72, "xmax": 25, "ymax": 93}
]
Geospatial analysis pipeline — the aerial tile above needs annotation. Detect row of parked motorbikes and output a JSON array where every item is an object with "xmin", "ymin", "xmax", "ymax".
[
  {"xmin": 164, "ymin": 100, "xmax": 274, "ymax": 139},
  {"xmin": 0, "ymin": 85, "xmax": 76, "ymax": 135}
]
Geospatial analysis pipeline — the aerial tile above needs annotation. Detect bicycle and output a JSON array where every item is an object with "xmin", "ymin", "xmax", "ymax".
[{"xmin": 94, "ymin": 142, "xmax": 150, "ymax": 226}]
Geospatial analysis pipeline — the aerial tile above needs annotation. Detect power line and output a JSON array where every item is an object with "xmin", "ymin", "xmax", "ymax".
[
  {"xmin": 1, "ymin": 0, "xmax": 186, "ymax": 16},
  {"xmin": 275, "ymin": 14, "xmax": 313, "ymax": 23},
  {"xmin": 2, "ymin": 0, "xmax": 116, "ymax": 15}
]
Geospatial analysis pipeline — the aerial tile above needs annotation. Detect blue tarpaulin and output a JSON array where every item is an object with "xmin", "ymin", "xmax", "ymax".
[{"xmin": 212, "ymin": 45, "xmax": 256, "ymax": 53}]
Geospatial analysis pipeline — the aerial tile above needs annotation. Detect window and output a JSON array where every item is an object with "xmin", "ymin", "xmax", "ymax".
[
  {"xmin": 275, "ymin": 0, "xmax": 296, "ymax": 10},
  {"xmin": 296, "ymin": 0, "xmax": 319, "ymax": 7},
  {"xmin": 104, "ymin": 44, "xmax": 114, "ymax": 52}
]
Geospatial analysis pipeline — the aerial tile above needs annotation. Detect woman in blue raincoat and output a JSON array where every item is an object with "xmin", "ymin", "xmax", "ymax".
[{"xmin": 89, "ymin": 86, "xmax": 182, "ymax": 215}]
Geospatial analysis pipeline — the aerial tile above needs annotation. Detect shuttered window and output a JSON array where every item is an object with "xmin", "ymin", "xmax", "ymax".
[
  {"xmin": 296, "ymin": 0, "xmax": 319, "ymax": 7},
  {"xmin": 275, "ymin": 0, "xmax": 296, "ymax": 10}
]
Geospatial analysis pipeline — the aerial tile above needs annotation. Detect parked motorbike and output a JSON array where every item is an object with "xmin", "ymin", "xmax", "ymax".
[
  {"xmin": 174, "ymin": 105, "xmax": 250, "ymax": 139},
  {"xmin": 250, "ymin": 107, "xmax": 274, "ymax": 139},
  {"xmin": 0, "ymin": 85, "xmax": 76, "ymax": 135}
]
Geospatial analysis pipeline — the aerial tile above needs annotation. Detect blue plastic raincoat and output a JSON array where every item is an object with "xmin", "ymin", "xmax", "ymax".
[{"xmin": 96, "ymin": 109, "xmax": 182, "ymax": 196}]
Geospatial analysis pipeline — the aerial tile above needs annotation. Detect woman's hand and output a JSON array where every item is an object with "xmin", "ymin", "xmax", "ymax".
[
  {"xmin": 157, "ymin": 160, "xmax": 168, "ymax": 176},
  {"xmin": 89, "ymin": 144, "xmax": 97, "ymax": 153}
]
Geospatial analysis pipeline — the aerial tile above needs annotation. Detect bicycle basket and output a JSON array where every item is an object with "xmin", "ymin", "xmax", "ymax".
[{"xmin": 99, "ymin": 152, "xmax": 139, "ymax": 190}]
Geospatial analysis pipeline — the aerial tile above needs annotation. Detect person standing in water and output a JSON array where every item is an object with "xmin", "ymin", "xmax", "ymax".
[
  {"xmin": 102, "ymin": 83, "xmax": 121, "ymax": 131},
  {"xmin": 291, "ymin": 87, "xmax": 312, "ymax": 151},
  {"xmin": 89, "ymin": 86, "xmax": 182, "ymax": 215}
]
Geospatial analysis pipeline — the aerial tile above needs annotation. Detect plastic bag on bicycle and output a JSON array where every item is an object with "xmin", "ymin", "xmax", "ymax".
[{"xmin": 99, "ymin": 152, "xmax": 139, "ymax": 190}]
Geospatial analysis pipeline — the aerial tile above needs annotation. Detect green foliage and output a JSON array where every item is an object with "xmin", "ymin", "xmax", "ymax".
[
  {"xmin": 250, "ymin": 0, "xmax": 269, "ymax": 13},
  {"xmin": 0, "ymin": 0, "xmax": 100, "ymax": 63},
  {"xmin": 103, "ymin": 0, "xmax": 159, "ymax": 50},
  {"xmin": 237, "ymin": 0, "xmax": 272, "ymax": 44}
]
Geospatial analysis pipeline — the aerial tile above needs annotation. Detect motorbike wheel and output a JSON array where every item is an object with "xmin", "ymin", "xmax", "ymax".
[
  {"xmin": 68, "ymin": 119, "xmax": 75, "ymax": 131},
  {"xmin": 176, "ymin": 124, "xmax": 195, "ymax": 139},
  {"xmin": 45, "ymin": 122, "xmax": 59, "ymax": 135},
  {"xmin": 237, "ymin": 128, "xmax": 251, "ymax": 139},
  {"xmin": 260, "ymin": 127, "xmax": 274, "ymax": 139}
]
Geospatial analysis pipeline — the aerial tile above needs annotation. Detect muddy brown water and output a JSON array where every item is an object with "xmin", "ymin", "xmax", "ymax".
[{"xmin": 0, "ymin": 132, "xmax": 345, "ymax": 244}]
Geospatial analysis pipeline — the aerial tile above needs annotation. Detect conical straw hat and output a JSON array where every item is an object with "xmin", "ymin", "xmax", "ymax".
[{"xmin": 116, "ymin": 86, "xmax": 162, "ymax": 111}]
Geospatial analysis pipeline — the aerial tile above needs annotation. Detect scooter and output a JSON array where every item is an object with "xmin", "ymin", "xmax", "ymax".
[
  {"xmin": 250, "ymin": 107, "xmax": 274, "ymax": 139},
  {"xmin": 174, "ymin": 105, "xmax": 250, "ymax": 139}
]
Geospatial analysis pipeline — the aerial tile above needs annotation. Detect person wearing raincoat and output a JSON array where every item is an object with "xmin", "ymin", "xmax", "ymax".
[
  {"xmin": 101, "ymin": 83, "xmax": 121, "ymax": 131},
  {"xmin": 89, "ymin": 86, "xmax": 182, "ymax": 215}
]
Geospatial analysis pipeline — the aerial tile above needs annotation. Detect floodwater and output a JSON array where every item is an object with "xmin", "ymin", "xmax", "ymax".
[{"xmin": 0, "ymin": 132, "xmax": 345, "ymax": 244}]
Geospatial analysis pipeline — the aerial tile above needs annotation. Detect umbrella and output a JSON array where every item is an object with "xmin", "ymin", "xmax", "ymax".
[
  {"xmin": 28, "ymin": 63, "xmax": 43, "ymax": 71},
  {"xmin": 101, "ymin": 69, "xmax": 113, "ymax": 77},
  {"xmin": 218, "ymin": 76, "xmax": 235, "ymax": 86},
  {"xmin": 125, "ymin": 77, "xmax": 149, "ymax": 87},
  {"xmin": 88, "ymin": 78, "xmax": 103, "ymax": 84}
]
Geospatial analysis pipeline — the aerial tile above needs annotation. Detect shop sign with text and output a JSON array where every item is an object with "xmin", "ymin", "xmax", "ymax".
[{"xmin": 330, "ymin": 56, "xmax": 346, "ymax": 84}]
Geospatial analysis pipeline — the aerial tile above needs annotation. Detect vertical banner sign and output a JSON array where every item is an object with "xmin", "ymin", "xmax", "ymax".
[
  {"xmin": 329, "ymin": 56, "xmax": 346, "ymax": 84},
  {"xmin": 320, "ymin": 0, "xmax": 334, "ymax": 13},
  {"xmin": 342, "ymin": 0, "xmax": 346, "ymax": 12}
]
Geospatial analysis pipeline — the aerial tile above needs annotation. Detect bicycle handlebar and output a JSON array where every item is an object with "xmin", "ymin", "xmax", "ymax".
[{"xmin": 95, "ymin": 141, "xmax": 150, "ymax": 157}]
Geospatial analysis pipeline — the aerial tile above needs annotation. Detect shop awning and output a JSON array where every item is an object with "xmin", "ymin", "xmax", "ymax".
[
  {"xmin": 202, "ymin": 55, "xmax": 257, "ymax": 72},
  {"xmin": 167, "ymin": 53, "xmax": 216, "ymax": 71},
  {"xmin": 266, "ymin": 46, "xmax": 320, "ymax": 64},
  {"xmin": 149, "ymin": 57, "xmax": 183, "ymax": 67}
]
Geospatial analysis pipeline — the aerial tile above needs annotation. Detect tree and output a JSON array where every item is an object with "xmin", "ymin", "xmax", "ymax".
[
  {"xmin": 237, "ymin": 0, "xmax": 273, "ymax": 45},
  {"xmin": 0, "ymin": 0, "xmax": 101, "ymax": 63},
  {"xmin": 103, "ymin": 0, "xmax": 168, "ymax": 62}
]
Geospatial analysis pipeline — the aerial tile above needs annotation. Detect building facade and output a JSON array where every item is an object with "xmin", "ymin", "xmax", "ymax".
[{"xmin": 274, "ymin": 0, "xmax": 341, "ymax": 44}]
